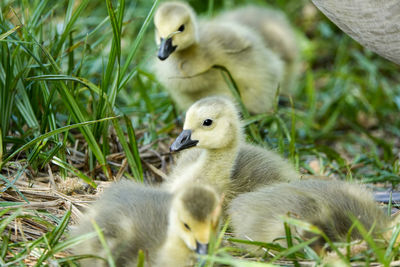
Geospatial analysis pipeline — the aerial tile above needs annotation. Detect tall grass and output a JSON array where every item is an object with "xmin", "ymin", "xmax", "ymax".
[{"xmin": 0, "ymin": 0, "xmax": 157, "ymax": 182}]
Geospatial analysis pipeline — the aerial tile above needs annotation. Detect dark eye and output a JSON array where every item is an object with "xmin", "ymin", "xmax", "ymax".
[
  {"xmin": 178, "ymin": 24, "xmax": 185, "ymax": 32},
  {"xmin": 183, "ymin": 222, "xmax": 191, "ymax": 231},
  {"xmin": 203, "ymin": 119, "xmax": 213, "ymax": 126}
]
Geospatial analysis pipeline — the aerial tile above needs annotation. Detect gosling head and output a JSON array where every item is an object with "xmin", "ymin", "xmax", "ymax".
[
  {"xmin": 170, "ymin": 185, "xmax": 222, "ymax": 255},
  {"xmin": 170, "ymin": 96, "xmax": 243, "ymax": 152},
  {"xmin": 154, "ymin": 1, "xmax": 198, "ymax": 60}
]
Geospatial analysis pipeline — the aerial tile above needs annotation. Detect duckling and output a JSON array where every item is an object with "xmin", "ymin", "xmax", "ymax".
[
  {"xmin": 153, "ymin": 1, "xmax": 284, "ymax": 114},
  {"xmin": 72, "ymin": 180, "xmax": 221, "ymax": 267},
  {"xmin": 217, "ymin": 6, "xmax": 300, "ymax": 93},
  {"xmin": 228, "ymin": 179, "xmax": 391, "ymax": 255},
  {"xmin": 167, "ymin": 96, "xmax": 299, "ymax": 201}
]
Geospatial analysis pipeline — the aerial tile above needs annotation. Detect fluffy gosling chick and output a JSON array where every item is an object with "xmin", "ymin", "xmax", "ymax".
[
  {"xmin": 217, "ymin": 6, "xmax": 300, "ymax": 93},
  {"xmin": 72, "ymin": 180, "xmax": 221, "ymax": 267},
  {"xmin": 167, "ymin": 96, "xmax": 299, "ymax": 201},
  {"xmin": 229, "ymin": 179, "xmax": 390, "ymax": 254},
  {"xmin": 153, "ymin": 1, "xmax": 284, "ymax": 114}
]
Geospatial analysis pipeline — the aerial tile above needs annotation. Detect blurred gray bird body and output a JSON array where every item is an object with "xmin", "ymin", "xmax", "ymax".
[
  {"xmin": 231, "ymin": 143, "xmax": 300, "ymax": 194},
  {"xmin": 167, "ymin": 96, "xmax": 299, "ymax": 202},
  {"xmin": 312, "ymin": 0, "xmax": 400, "ymax": 65},
  {"xmin": 154, "ymin": 2, "xmax": 287, "ymax": 114},
  {"xmin": 229, "ymin": 179, "xmax": 390, "ymax": 254},
  {"xmin": 72, "ymin": 180, "xmax": 220, "ymax": 267}
]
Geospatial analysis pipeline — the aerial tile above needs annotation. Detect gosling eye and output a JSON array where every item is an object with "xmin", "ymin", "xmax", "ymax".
[
  {"xmin": 183, "ymin": 222, "xmax": 191, "ymax": 231},
  {"xmin": 178, "ymin": 24, "xmax": 185, "ymax": 32},
  {"xmin": 202, "ymin": 119, "xmax": 213, "ymax": 126}
]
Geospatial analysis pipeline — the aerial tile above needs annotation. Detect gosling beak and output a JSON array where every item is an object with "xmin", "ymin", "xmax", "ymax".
[
  {"xmin": 170, "ymin": 129, "xmax": 199, "ymax": 152},
  {"xmin": 158, "ymin": 37, "xmax": 177, "ymax": 60},
  {"xmin": 195, "ymin": 241, "xmax": 209, "ymax": 255}
]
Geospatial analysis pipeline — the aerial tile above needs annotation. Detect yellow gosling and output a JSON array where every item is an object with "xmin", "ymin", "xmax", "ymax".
[
  {"xmin": 167, "ymin": 96, "xmax": 299, "ymax": 201},
  {"xmin": 229, "ymin": 179, "xmax": 391, "ymax": 255},
  {"xmin": 72, "ymin": 180, "xmax": 222, "ymax": 267},
  {"xmin": 153, "ymin": 1, "xmax": 284, "ymax": 114}
]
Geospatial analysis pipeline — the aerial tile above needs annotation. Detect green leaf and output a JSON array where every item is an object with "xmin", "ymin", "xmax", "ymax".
[
  {"xmin": 91, "ymin": 219, "xmax": 116, "ymax": 267},
  {"xmin": 136, "ymin": 249, "xmax": 145, "ymax": 267},
  {"xmin": 112, "ymin": 118, "xmax": 143, "ymax": 181},
  {"xmin": 120, "ymin": 0, "xmax": 160, "ymax": 79},
  {"xmin": 0, "ymin": 26, "xmax": 20, "ymax": 40}
]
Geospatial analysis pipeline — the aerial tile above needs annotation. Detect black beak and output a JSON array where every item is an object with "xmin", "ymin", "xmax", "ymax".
[
  {"xmin": 158, "ymin": 37, "xmax": 177, "ymax": 60},
  {"xmin": 195, "ymin": 241, "xmax": 209, "ymax": 255},
  {"xmin": 170, "ymin": 130, "xmax": 199, "ymax": 152}
]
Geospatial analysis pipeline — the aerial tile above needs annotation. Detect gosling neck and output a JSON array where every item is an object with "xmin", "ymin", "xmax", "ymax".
[{"xmin": 200, "ymin": 139, "xmax": 240, "ymax": 193}]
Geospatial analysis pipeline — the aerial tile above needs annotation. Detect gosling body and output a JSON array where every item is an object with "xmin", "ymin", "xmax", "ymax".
[
  {"xmin": 167, "ymin": 96, "xmax": 299, "ymax": 201},
  {"xmin": 229, "ymin": 179, "xmax": 390, "ymax": 254},
  {"xmin": 217, "ymin": 6, "xmax": 300, "ymax": 92},
  {"xmin": 153, "ymin": 2, "xmax": 284, "ymax": 114},
  {"xmin": 73, "ymin": 180, "xmax": 221, "ymax": 267}
]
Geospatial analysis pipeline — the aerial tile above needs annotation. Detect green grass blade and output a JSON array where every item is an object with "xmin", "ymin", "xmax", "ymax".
[
  {"xmin": 384, "ymin": 223, "xmax": 400, "ymax": 261},
  {"xmin": 271, "ymin": 237, "xmax": 319, "ymax": 263},
  {"xmin": 1, "ymin": 233, "xmax": 9, "ymax": 263},
  {"xmin": 34, "ymin": 209, "xmax": 71, "ymax": 266},
  {"xmin": 200, "ymin": 255, "xmax": 276, "ymax": 267},
  {"xmin": 52, "ymin": 0, "xmax": 89, "ymax": 58},
  {"xmin": 52, "ymin": 231, "xmax": 98, "ymax": 253},
  {"xmin": 0, "ymin": 208, "xmax": 22, "ymax": 234},
  {"xmin": 136, "ymin": 249, "xmax": 145, "ymax": 267},
  {"xmin": 105, "ymin": 0, "xmax": 122, "ymax": 60},
  {"xmin": 228, "ymin": 238, "xmax": 304, "ymax": 257},
  {"xmin": 91, "ymin": 219, "xmax": 116, "ymax": 267},
  {"xmin": 124, "ymin": 115, "xmax": 143, "ymax": 179},
  {"xmin": 215, "ymin": 65, "xmax": 263, "ymax": 143},
  {"xmin": 279, "ymin": 215, "xmax": 347, "ymax": 262},
  {"xmin": 0, "ymin": 169, "xmax": 29, "ymax": 203},
  {"xmin": 112, "ymin": 118, "xmax": 143, "ymax": 181},
  {"xmin": 0, "ymin": 26, "xmax": 20, "ymax": 40},
  {"xmin": 284, "ymin": 222, "xmax": 300, "ymax": 267},
  {"xmin": 0, "ymin": 128, "xmax": 3, "ymax": 163},
  {"xmin": 349, "ymin": 215, "xmax": 386, "ymax": 264},
  {"xmin": 28, "ymin": 74, "xmax": 103, "ymax": 96},
  {"xmin": 120, "ymin": 0, "xmax": 159, "ymax": 79}
]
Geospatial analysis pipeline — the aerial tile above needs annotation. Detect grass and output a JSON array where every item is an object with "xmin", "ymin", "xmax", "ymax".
[{"xmin": 1, "ymin": 0, "xmax": 400, "ymax": 265}]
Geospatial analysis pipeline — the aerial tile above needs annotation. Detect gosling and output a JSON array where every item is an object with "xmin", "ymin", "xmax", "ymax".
[
  {"xmin": 229, "ymin": 179, "xmax": 391, "ymax": 255},
  {"xmin": 72, "ymin": 180, "xmax": 221, "ymax": 267},
  {"xmin": 217, "ymin": 6, "xmax": 300, "ymax": 93},
  {"xmin": 167, "ymin": 96, "xmax": 299, "ymax": 201},
  {"xmin": 153, "ymin": 1, "xmax": 284, "ymax": 114}
]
